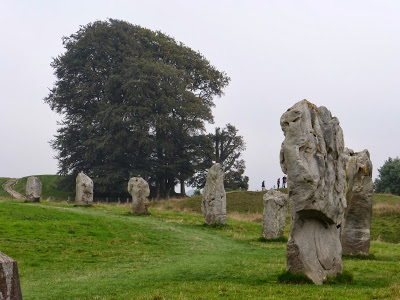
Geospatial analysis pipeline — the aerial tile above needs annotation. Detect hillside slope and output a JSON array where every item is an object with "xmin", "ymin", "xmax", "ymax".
[
  {"xmin": 11, "ymin": 175, "xmax": 74, "ymax": 201},
  {"xmin": 4, "ymin": 176, "xmax": 399, "ymax": 243},
  {"xmin": 0, "ymin": 177, "xmax": 11, "ymax": 197}
]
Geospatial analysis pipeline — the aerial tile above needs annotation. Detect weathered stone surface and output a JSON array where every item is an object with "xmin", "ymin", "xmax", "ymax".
[
  {"xmin": 128, "ymin": 177, "xmax": 150, "ymax": 215},
  {"xmin": 75, "ymin": 172, "xmax": 93, "ymax": 206},
  {"xmin": 202, "ymin": 163, "xmax": 226, "ymax": 224},
  {"xmin": 262, "ymin": 189, "xmax": 288, "ymax": 239},
  {"xmin": 280, "ymin": 99, "xmax": 346, "ymax": 284},
  {"xmin": 26, "ymin": 176, "xmax": 42, "ymax": 202},
  {"xmin": 341, "ymin": 148, "xmax": 373, "ymax": 255},
  {"xmin": 0, "ymin": 252, "xmax": 22, "ymax": 300}
]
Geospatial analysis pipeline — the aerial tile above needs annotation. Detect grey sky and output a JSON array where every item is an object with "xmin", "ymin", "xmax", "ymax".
[{"xmin": 1, "ymin": 0, "xmax": 399, "ymax": 191}]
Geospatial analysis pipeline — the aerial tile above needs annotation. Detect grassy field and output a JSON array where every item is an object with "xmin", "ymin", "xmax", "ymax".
[
  {"xmin": 151, "ymin": 191, "xmax": 400, "ymax": 244},
  {"xmin": 0, "ymin": 193, "xmax": 399, "ymax": 299}
]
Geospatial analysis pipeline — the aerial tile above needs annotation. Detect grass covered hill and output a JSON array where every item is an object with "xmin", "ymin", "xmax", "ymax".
[
  {"xmin": 0, "ymin": 198, "xmax": 399, "ymax": 299},
  {"xmin": 11, "ymin": 175, "xmax": 74, "ymax": 201},
  {"xmin": 4, "ymin": 175, "xmax": 400, "ymax": 243},
  {"xmin": 0, "ymin": 177, "xmax": 11, "ymax": 197}
]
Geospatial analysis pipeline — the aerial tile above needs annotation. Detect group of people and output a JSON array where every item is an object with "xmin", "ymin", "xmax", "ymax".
[
  {"xmin": 276, "ymin": 176, "xmax": 287, "ymax": 189},
  {"xmin": 261, "ymin": 175, "xmax": 287, "ymax": 191}
]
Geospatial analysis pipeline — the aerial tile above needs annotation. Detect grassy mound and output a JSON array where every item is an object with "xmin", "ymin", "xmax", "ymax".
[{"xmin": 11, "ymin": 175, "xmax": 74, "ymax": 201}]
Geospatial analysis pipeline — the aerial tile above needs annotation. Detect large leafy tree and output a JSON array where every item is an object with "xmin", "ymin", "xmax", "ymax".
[
  {"xmin": 214, "ymin": 124, "xmax": 248, "ymax": 190},
  {"xmin": 374, "ymin": 157, "xmax": 400, "ymax": 195},
  {"xmin": 45, "ymin": 19, "xmax": 230, "ymax": 197},
  {"xmin": 189, "ymin": 124, "xmax": 248, "ymax": 190},
  {"xmin": 224, "ymin": 160, "xmax": 249, "ymax": 191}
]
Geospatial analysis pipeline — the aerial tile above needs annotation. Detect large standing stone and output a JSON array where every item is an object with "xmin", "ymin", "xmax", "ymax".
[
  {"xmin": 262, "ymin": 189, "xmax": 288, "ymax": 239},
  {"xmin": 26, "ymin": 176, "xmax": 42, "ymax": 202},
  {"xmin": 75, "ymin": 172, "xmax": 93, "ymax": 206},
  {"xmin": 128, "ymin": 177, "xmax": 150, "ymax": 215},
  {"xmin": 202, "ymin": 163, "xmax": 226, "ymax": 224},
  {"xmin": 0, "ymin": 252, "xmax": 22, "ymax": 300},
  {"xmin": 280, "ymin": 100, "xmax": 346, "ymax": 285},
  {"xmin": 341, "ymin": 148, "xmax": 373, "ymax": 255}
]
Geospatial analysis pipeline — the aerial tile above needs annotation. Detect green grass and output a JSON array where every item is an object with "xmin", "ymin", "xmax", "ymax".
[
  {"xmin": 0, "ymin": 198, "xmax": 399, "ymax": 299},
  {"xmin": 0, "ymin": 177, "xmax": 11, "ymax": 197},
  {"xmin": 371, "ymin": 213, "xmax": 400, "ymax": 243},
  {"xmin": 152, "ymin": 190, "xmax": 400, "ymax": 244},
  {"xmin": 164, "ymin": 189, "xmax": 397, "ymax": 215},
  {"xmin": 277, "ymin": 271, "xmax": 313, "ymax": 284},
  {"xmin": 12, "ymin": 175, "xmax": 74, "ymax": 201},
  {"xmin": 372, "ymin": 193, "xmax": 400, "ymax": 205},
  {"xmin": 152, "ymin": 189, "xmax": 280, "ymax": 214},
  {"xmin": 4, "ymin": 175, "xmax": 400, "ymax": 244},
  {"xmin": 323, "ymin": 271, "xmax": 354, "ymax": 285}
]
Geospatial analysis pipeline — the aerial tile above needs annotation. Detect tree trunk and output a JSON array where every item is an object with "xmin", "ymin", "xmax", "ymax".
[
  {"xmin": 215, "ymin": 128, "xmax": 220, "ymax": 163},
  {"xmin": 161, "ymin": 179, "xmax": 166, "ymax": 197},
  {"xmin": 156, "ymin": 180, "xmax": 160, "ymax": 200},
  {"xmin": 180, "ymin": 178, "xmax": 186, "ymax": 196}
]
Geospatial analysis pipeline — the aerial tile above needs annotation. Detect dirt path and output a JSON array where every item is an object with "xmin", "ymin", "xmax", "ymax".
[{"xmin": 2, "ymin": 178, "xmax": 26, "ymax": 199}]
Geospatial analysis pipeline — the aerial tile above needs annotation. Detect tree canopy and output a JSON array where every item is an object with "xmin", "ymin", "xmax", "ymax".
[
  {"xmin": 189, "ymin": 124, "xmax": 248, "ymax": 190},
  {"xmin": 374, "ymin": 157, "xmax": 400, "ymax": 196},
  {"xmin": 45, "ymin": 19, "xmax": 230, "ymax": 197}
]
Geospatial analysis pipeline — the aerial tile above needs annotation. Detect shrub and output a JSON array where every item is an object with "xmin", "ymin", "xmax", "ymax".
[
  {"xmin": 323, "ymin": 271, "xmax": 354, "ymax": 284},
  {"xmin": 277, "ymin": 271, "xmax": 313, "ymax": 284}
]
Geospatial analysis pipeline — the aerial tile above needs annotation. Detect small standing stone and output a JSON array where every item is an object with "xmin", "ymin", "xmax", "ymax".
[
  {"xmin": 202, "ymin": 163, "xmax": 226, "ymax": 224},
  {"xmin": 0, "ymin": 252, "xmax": 22, "ymax": 300},
  {"xmin": 26, "ymin": 176, "xmax": 42, "ymax": 202},
  {"xmin": 75, "ymin": 172, "xmax": 93, "ymax": 206},
  {"xmin": 341, "ymin": 148, "xmax": 373, "ymax": 255},
  {"xmin": 262, "ymin": 189, "xmax": 288, "ymax": 239},
  {"xmin": 128, "ymin": 177, "xmax": 150, "ymax": 215}
]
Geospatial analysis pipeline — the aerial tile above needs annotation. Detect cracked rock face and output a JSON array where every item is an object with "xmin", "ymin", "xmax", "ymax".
[
  {"xmin": 26, "ymin": 176, "xmax": 42, "ymax": 202},
  {"xmin": 202, "ymin": 163, "xmax": 226, "ymax": 224},
  {"xmin": 75, "ymin": 172, "xmax": 93, "ymax": 206},
  {"xmin": 0, "ymin": 252, "xmax": 22, "ymax": 300},
  {"xmin": 128, "ymin": 177, "xmax": 150, "ymax": 215},
  {"xmin": 341, "ymin": 148, "xmax": 373, "ymax": 255},
  {"xmin": 280, "ymin": 100, "xmax": 346, "ymax": 285},
  {"xmin": 261, "ymin": 189, "xmax": 288, "ymax": 239}
]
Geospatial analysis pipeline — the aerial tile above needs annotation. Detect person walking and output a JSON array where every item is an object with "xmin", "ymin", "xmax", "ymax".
[
  {"xmin": 277, "ymin": 178, "xmax": 280, "ymax": 189},
  {"xmin": 282, "ymin": 175, "xmax": 287, "ymax": 188},
  {"xmin": 261, "ymin": 180, "xmax": 265, "ymax": 191}
]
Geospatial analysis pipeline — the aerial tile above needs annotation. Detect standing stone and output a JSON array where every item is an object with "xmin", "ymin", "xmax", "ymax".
[
  {"xmin": 128, "ymin": 177, "xmax": 150, "ymax": 215},
  {"xmin": 261, "ymin": 189, "xmax": 288, "ymax": 239},
  {"xmin": 0, "ymin": 252, "xmax": 22, "ymax": 300},
  {"xmin": 75, "ymin": 172, "xmax": 93, "ymax": 206},
  {"xmin": 26, "ymin": 176, "xmax": 42, "ymax": 202},
  {"xmin": 280, "ymin": 100, "xmax": 346, "ymax": 285},
  {"xmin": 341, "ymin": 148, "xmax": 373, "ymax": 255},
  {"xmin": 202, "ymin": 163, "xmax": 226, "ymax": 224}
]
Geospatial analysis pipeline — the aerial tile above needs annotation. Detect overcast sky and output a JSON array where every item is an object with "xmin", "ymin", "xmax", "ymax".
[{"xmin": 1, "ymin": 0, "xmax": 399, "ymax": 191}]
